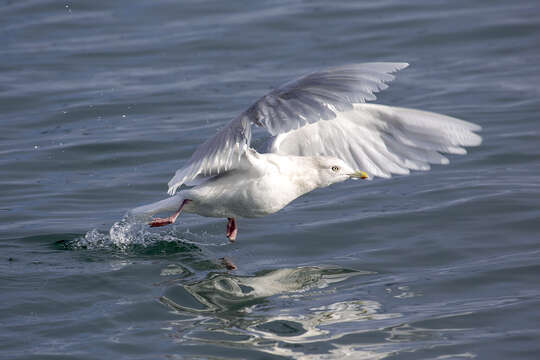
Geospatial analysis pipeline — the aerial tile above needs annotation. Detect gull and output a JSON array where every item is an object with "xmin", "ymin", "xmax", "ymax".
[{"xmin": 131, "ymin": 63, "xmax": 481, "ymax": 241}]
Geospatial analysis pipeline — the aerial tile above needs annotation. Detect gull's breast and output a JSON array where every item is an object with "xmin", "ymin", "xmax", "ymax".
[{"xmin": 187, "ymin": 172, "xmax": 302, "ymax": 219}]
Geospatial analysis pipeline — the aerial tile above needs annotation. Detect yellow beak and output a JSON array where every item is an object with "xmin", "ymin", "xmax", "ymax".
[{"xmin": 349, "ymin": 171, "xmax": 369, "ymax": 179}]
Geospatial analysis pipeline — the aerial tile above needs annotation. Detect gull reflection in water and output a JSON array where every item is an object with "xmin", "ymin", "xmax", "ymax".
[
  {"xmin": 161, "ymin": 266, "xmax": 372, "ymax": 312},
  {"xmin": 159, "ymin": 266, "xmax": 408, "ymax": 359}
]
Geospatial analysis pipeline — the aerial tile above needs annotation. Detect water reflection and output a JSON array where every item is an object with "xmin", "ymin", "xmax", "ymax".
[
  {"xmin": 249, "ymin": 300, "xmax": 400, "ymax": 344},
  {"xmin": 160, "ymin": 266, "xmax": 373, "ymax": 312},
  {"xmin": 159, "ymin": 266, "xmax": 406, "ymax": 359}
]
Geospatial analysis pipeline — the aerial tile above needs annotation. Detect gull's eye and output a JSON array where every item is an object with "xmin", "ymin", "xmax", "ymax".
[{"xmin": 331, "ymin": 166, "xmax": 340, "ymax": 172}]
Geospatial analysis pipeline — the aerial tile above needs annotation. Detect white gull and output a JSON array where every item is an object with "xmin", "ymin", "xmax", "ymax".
[{"xmin": 131, "ymin": 63, "xmax": 481, "ymax": 241}]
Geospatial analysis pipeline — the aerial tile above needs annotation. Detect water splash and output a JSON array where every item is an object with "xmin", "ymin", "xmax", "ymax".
[
  {"xmin": 108, "ymin": 217, "xmax": 149, "ymax": 249},
  {"xmin": 66, "ymin": 215, "xmax": 211, "ymax": 254},
  {"xmin": 66, "ymin": 216, "xmax": 158, "ymax": 250}
]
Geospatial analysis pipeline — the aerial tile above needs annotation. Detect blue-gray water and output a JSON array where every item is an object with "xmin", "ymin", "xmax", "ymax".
[{"xmin": 2, "ymin": 1, "xmax": 540, "ymax": 359}]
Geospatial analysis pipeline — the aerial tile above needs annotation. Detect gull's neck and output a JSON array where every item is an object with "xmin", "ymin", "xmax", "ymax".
[{"xmin": 272, "ymin": 155, "xmax": 326, "ymax": 196}]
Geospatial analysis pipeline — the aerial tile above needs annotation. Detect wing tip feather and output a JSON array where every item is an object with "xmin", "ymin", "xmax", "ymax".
[{"xmin": 397, "ymin": 62, "xmax": 409, "ymax": 70}]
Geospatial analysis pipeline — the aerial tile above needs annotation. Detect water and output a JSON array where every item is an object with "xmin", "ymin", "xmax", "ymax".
[{"xmin": 2, "ymin": 0, "xmax": 540, "ymax": 359}]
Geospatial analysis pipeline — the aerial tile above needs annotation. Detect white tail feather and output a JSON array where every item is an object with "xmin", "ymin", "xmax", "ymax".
[{"xmin": 129, "ymin": 194, "xmax": 184, "ymax": 219}]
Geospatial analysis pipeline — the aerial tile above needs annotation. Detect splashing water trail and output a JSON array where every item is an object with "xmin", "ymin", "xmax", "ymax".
[
  {"xmin": 108, "ymin": 216, "xmax": 148, "ymax": 249},
  {"xmin": 69, "ymin": 213, "xmax": 198, "ymax": 252}
]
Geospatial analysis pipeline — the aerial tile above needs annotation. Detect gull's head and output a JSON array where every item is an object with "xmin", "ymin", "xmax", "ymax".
[{"xmin": 312, "ymin": 156, "xmax": 368, "ymax": 187}]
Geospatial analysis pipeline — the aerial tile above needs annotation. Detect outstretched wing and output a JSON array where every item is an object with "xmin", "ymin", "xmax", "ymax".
[
  {"xmin": 167, "ymin": 115, "xmax": 252, "ymax": 194},
  {"xmin": 269, "ymin": 103, "xmax": 482, "ymax": 178},
  {"xmin": 167, "ymin": 63, "xmax": 407, "ymax": 194},
  {"xmin": 243, "ymin": 63, "xmax": 409, "ymax": 135}
]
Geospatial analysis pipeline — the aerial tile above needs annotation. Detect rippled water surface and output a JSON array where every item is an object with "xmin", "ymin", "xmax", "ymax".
[{"xmin": 2, "ymin": 1, "xmax": 540, "ymax": 359}]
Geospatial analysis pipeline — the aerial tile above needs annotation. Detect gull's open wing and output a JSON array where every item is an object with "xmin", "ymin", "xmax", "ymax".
[
  {"xmin": 268, "ymin": 103, "xmax": 482, "ymax": 178},
  {"xmin": 168, "ymin": 63, "xmax": 408, "ymax": 194},
  {"xmin": 243, "ymin": 63, "xmax": 409, "ymax": 135}
]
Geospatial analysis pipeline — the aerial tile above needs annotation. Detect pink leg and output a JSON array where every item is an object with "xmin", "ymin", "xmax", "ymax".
[
  {"xmin": 149, "ymin": 199, "xmax": 192, "ymax": 227},
  {"xmin": 220, "ymin": 257, "xmax": 237, "ymax": 270},
  {"xmin": 226, "ymin": 217, "xmax": 237, "ymax": 242}
]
